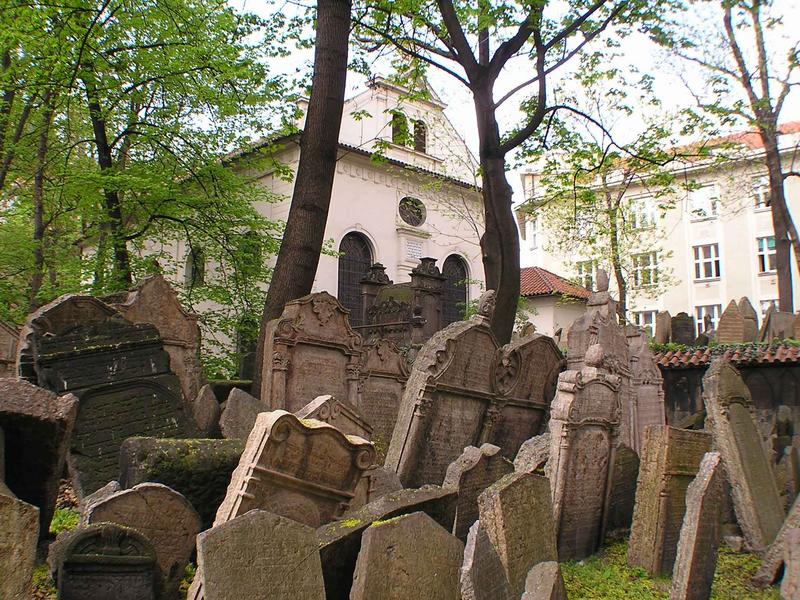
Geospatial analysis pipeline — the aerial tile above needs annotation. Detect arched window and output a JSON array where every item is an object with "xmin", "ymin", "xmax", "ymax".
[
  {"xmin": 413, "ymin": 120, "xmax": 427, "ymax": 153},
  {"xmin": 391, "ymin": 111, "xmax": 409, "ymax": 146},
  {"xmin": 442, "ymin": 254, "xmax": 468, "ymax": 326},
  {"xmin": 338, "ymin": 232, "xmax": 373, "ymax": 327}
]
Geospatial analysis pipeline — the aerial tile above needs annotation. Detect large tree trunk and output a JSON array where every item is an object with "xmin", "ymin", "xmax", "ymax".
[
  {"xmin": 251, "ymin": 0, "xmax": 352, "ymax": 394},
  {"xmin": 29, "ymin": 90, "xmax": 55, "ymax": 309},
  {"xmin": 605, "ymin": 188, "xmax": 627, "ymax": 323}
]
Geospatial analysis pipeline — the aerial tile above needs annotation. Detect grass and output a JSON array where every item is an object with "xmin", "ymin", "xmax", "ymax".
[
  {"xmin": 561, "ymin": 541, "xmax": 780, "ymax": 599},
  {"xmin": 48, "ymin": 507, "xmax": 79, "ymax": 535}
]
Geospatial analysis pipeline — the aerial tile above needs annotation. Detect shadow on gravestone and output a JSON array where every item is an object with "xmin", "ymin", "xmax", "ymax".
[
  {"xmin": 753, "ymin": 493, "xmax": 800, "ymax": 587},
  {"xmin": 0, "ymin": 481, "xmax": 38, "ymax": 600}
]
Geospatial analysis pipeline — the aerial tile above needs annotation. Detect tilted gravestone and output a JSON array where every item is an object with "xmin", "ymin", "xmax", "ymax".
[
  {"xmin": 0, "ymin": 320, "xmax": 18, "ymax": 378},
  {"xmin": 295, "ymin": 394, "xmax": 373, "ymax": 441},
  {"xmin": 753, "ymin": 493, "xmax": 800, "ymax": 587},
  {"xmin": 607, "ymin": 444, "xmax": 640, "ymax": 533},
  {"xmin": 671, "ymin": 312, "xmax": 696, "ymax": 346},
  {"xmin": 781, "ymin": 528, "xmax": 800, "ymax": 600},
  {"xmin": 0, "ymin": 481, "xmax": 38, "ymax": 600},
  {"xmin": 218, "ymin": 388, "xmax": 261, "ymax": 440},
  {"xmin": 654, "ymin": 311, "xmax": 672, "ymax": 344},
  {"xmin": 670, "ymin": 451, "xmax": 724, "ymax": 600},
  {"xmin": 702, "ymin": 359, "xmax": 784, "ymax": 552},
  {"xmin": 83, "ymin": 483, "xmax": 201, "ymax": 600},
  {"xmin": 737, "ymin": 297, "xmax": 759, "ymax": 342},
  {"xmin": 258, "ymin": 291, "xmax": 364, "ymax": 412},
  {"xmin": 628, "ymin": 426, "xmax": 712, "ymax": 576},
  {"xmin": 0, "ymin": 378, "xmax": 77, "ymax": 535},
  {"xmin": 716, "ymin": 300, "xmax": 745, "ymax": 344},
  {"xmin": 442, "ymin": 443, "xmax": 513, "ymax": 541},
  {"xmin": 195, "ymin": 510, "xmax": 325, "ymax": 600},
  {"xmin": 548, "ymin": 344, "xmax": 620, "ymax": 560},
  {"xmin": 349, "ymin": 465, "xmax": 403, "ymax": 510},
  {"xmin": 513, "ymin": 431, "xmax": 550, "ymax": 475},
  {"xmin": 760, "ymin": 305, "xmax": 795, "ymax": 341},
  {"xmin": 17, "ymin": 295, "xmax": 195, "ymax": 496},
  {"xmin": 350, "ymin": 511, "xmax": 464, "ymax": 600},
  {"xmin": 191, "ymin": 384, "xmax": 220, "ymax": 438},
  {"xmin": 460, "ymin": 520, "xmax": 512, "ymax": 600},
  {"xmin": 477, "ymin": 471, "xmax": 557, "ymax": 598},
  {"xmin": 521, "ymin": 562, "xmax": 567, "ymax": 600},
  {"xmin": 386, "ymin": 291, "xmax": 503, "ymax": 487}
]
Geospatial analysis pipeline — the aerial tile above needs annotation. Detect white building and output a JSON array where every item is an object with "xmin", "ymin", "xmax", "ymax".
[{"xmin": 517, "ymin": 123, "xmax": 800, "ymax": 339}]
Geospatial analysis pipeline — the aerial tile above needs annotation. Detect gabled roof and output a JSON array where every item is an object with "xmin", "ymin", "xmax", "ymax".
[{"xmin": 520, "ymin": 266, "xmax": 590, "ymax": 300}]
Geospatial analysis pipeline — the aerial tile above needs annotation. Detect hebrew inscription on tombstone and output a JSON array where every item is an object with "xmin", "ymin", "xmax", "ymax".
[
  {"xmin": 357, "ymin": 338, "xmax": 408, "ymax": 451},
  {"xmin": 0, "ymin": 321, "xmax": 18, "ymax": 378},
  {"xmin": 295, "ymin": 394, "xmax": 373, "ymax": 440}
]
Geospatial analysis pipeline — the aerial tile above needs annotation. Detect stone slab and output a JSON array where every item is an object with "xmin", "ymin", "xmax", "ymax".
[
  {"xmin": 513, "ymin": 432, "xmax": 550, "ymax": 474},
  {"xmin": 191, "ymin": 384, "xmax": 220, "ymax": 438},
  {"xmin": 671, "ymin": 313, "xmax": 695, "ymax": 346},
  {"xmin": 0, "ymin": 485, "xmax": 38, "ymax": 600},
  {"xmin": 716, "ymin": 300, "xmax": 745, "ymax": 344},
  {"xmin": 521, "ymin": 561, "xmax": 567, "ymax": 600},
  {"xmin": 460, "ymin": 520, "xmax": 512, "ymax": 600},
  {"xmin": 295, "ymin": 394, "xmax": 373, "ymax": 440},
  {"xmin": 607, "ymin": 444, "xmax": 640, "ymax": 534},
  {"xmin": 781, "ymin": 528, "xmax": 799, "ymax": 600},
  {"xmin": 219, "ymin": 388, "xmax": 261, "ymax": 440},
  {"xmin": 754, "ymin": 493, "xmax": 800, "ymax": 587}
]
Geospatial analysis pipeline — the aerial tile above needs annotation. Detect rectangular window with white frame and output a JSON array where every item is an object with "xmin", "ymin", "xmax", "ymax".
[
  {"xmin": 628, "ymin": 196, "xmax": 657, "ymax": 230},
  {"xmin": 689, "ymin": 183, "xmax": 720, "ymax": 219},
  {"xmin": 757, "ymin": 236, "xmax": 776, "ymax": 273},
  {"xmin": 575, "ymin": 260, "xmax": 597, "ymax": 291},
  {"xmin": 529, "ymin": 216, "xmax": 540, "ymax": 250},
  {"xmin": 760, "ymin": 299, "xmax": 778, "ymax": 318},
  {"xmin": 631, "ymin": 252, "xmax": 658, "ymax": 288},
  {"xmin": 753, "ymin": 175, "xmax": 770, "ymax": 209},
  {"xmin": 633, "ymin": 310, "xmax": 657, "ymax": 338},
  {"xmin": 695, "ymin": 304, "xmax": 722, "ymax": 336},
  {"xmin": 693, "ymin": 243, "xmax": 720, "ymax": 280}
]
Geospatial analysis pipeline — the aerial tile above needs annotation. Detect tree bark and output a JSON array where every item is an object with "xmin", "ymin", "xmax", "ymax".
[
  {"xmin": 29, "ymin": 90, "xmax": 55, "ymax": 310},
  {"xmin": 605, "ymin": 184, "xmax": 627, "ymax": 323},
  {"xmin": 251, "ymin": 0, "xmax": 352, "ymax": 393}
]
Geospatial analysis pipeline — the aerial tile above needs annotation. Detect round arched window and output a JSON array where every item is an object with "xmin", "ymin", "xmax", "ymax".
[{"xmin": 399, "ymin": 197, "xmax": 426, "ymax": 227}]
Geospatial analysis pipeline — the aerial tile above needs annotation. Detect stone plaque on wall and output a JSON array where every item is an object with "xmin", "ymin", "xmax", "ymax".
[{"xmin": 358, "ymin": 338, "xmax": 409, "ymax": 452}]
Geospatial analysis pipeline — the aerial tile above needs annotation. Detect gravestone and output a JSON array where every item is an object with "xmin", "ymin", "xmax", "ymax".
[
  {"xmin": 754, "ymin": 494, "xmax": 800, "ymax": 587},
  {"xmin": 460, "ymin": 520, "xmax": 512, "ymax": 600},
  {"xmin": 716, "ymin": 300, "xmax": 745, "ymax": 344},
  {"xmin": 16, "ymin": 295, "xmax": 195, "ymax": 496},
  {"xmin": 350, "ymin": 512, "xmax": 463, "ymax": 600},
  {"xmin": 521, "ymin": 562, "xmax": 567, "ymax": 600},
  {"xmin": 218, "ymin": 388, "xmax": 261, "ymax": 440},
  {"xmin": 628, "ymin": 426, "xmax": 712, "ymax": 575},
  {"xmin": 358, "ymin": 338, "xmax": 409, "ymax": 453},
  {"xmin": 607, "ymin": 444, "xmax": 640, "ymax": 533},
  {"xmin": 760, "ymin": 305, "xmax": 795, "ymax": 341},
  {"xmin": 55, "ymin": 523, "xmax": 158, "ymax": 600},
  {"xmin": 702, "ymin": 359, "xmax": 784, "ymax": 552},
  {"xmin": 385, "ymin": 291, "xmax": 503, "ymax": 487},
  {"xmin": 0, "ymin": 482, "xmax": 38, "ymax": 600},
  {"xmin": 0, "ymin": 378, "xmax": 77, "ymax": 535},
  {"xmin": 781, "ymin": 529, "xmax": 800, "ymax": 600},
  {"xmin": 442, "ymin": 443, "xmax": 513, "ymax": 541},
  {"xmin": 477, "ymin": 471, "xmax": 557, "ymax": 598},
  {"xmin": 513, "ymin": 431, "xmax": 550, "ymax": 474},
  {"xmin": 492, "ymin": 333, "xmax": 564, "ymax": 457},
  {"xmin": 738, "ymin": 297, "xmax": 759, "ymax": 342},
  {"xmin": 655, "ymin": 311, "xmax": 672, "ymax": 344},
  {"xmin": 108, "ymin": 275, "xmax": 202, "ymax": 403},
  {"xmin": 295, "ymin": 394, "xmax": 373, "ymax": 440},
  {"xmin": 191, "ymin": 384, "xmax": 220, "ymax": 438},
  {"xmin": 670, "ymin": 452, "xmax": 723, "ymax": 600},
  {"xmin": 671, "ymin": 313, "xmax": 696, "ymax": 346},
  {"xmin": 350, "ymin": 465, "xmax": 403, "ymax": 509},
  {"xmin": 195, "ymin": 510, "xmax": 325, "ymax": 600},
  {"xmin": 0, "ymin": 320, "xmax": 18, "ymax": 378},
  {"xmin": 627, "ymin": 325, "xmax": 666, "ymax": 451},
  {"xmin": 258, "ymin": 291, "xmax": 363, "ymax": 412},
  {"xmin": 83, "ymin": 483, "xmax": 201, "ymax": 600},
  {"xmin": 548, "ymin": 345, "xmax": 620, "ymax": 560}
]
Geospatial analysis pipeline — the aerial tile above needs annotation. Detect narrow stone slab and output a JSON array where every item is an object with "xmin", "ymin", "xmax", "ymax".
[
  {"xmin": 442, "ymin": 444, "xmax": 513, "ymax": 541},
  {"xmin": 754, "ymin": 493, "xmax": 800, "ymax": 586},
  {"xmin": 219, "ymin": 388, "xmax": 261, "ymax": 440},
  {"xmin": 0, "ymin": 484, "xmax": 38, "ymax": 600},
  {"xmin": 737, "ymin": 297, "xmax": 759, "ymax": 342},
  {"xmin": 295, "ymin": 394, "xmax": 373, "ymax": 440},
  {"xmin": 781, "ymin": 528, "xmax": 799, "ymax": 600},
  {"xmin": 460, "ymin": 520, "xmax": 512, "ymax": 600},
  {"xmin": 607, "ymin": 444, "xmax": 640, "ymax": 533},
  {"xmin": 513, "ymin": 432, "xmax": 550, "ymax": 474},
  {"xmin": 716, "ymin": 300, "xmax": 745, "ymax": 344},
  {"xmin": 670, "ymin": 452, "xmax": 724, "ymax": 600},
  {"xmin": 478, "ymin": 472, "xmax": 557, "ymax": 598},
  {"xmin": 191, "ymin": 384, "xmax": 220, "ymax": 437},
  {"xmin": 350, "ymin": 512, "xmax": 463, "ymax": 600},
  {"xmin": 521, "ymin": 561, "xmax": 567, "ymax": 600},
  {"xmin": 350, "ymin": 466, "xmax": 403, "ymax": 510}
]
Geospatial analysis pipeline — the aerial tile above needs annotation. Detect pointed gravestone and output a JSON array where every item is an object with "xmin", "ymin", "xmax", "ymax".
[
  {"xmin": 716, "ymin": 300, "xmax": 745, "ymax": 344},
  {"xmin": 521, "ymin": 562, "xmax": 568, "ymax": 600},
  {"xmin": 219, "ymin": 388, "xmax": 261, "ymax": 440},
  {"xmin": 754, "ymin": 494, "xmax": 800, "ymax": 587},
  {"xmin": 295, "ymin": 394, "xmax": 373, "ymax": 440},
  {"xmin": 669, "ymin": 452, "xmax": 724, "ymax": 600},
  {"xmin": 655, "ymin": 311, "xmax": 672, "ymax": 344},
  {"xmin": 628, "ymin": 426, "xmax": 712, "ymax": 576},
  {"xmin": 460, "ymin": 520, "xmax": 512, "ymax": 600},
  {"xmin": 0, "ymin": 482, "xmax": 38, "ymax": 600},
  {"xmin": 513, "ymin": 432, "xmax": 550, "ymax": 475},
  {"xmin": 626, "ymin": 325, "xmax": 666, "ymax": 452},
  {"xmin": 191, "ymin": 384, "xmax": 220, "ymax": 438},
  {"xmin": 671, "ymin": 313, "xmax": 696, "ymax": 346},
  {"xmin": 738, "ymin": 297, "xmax": 759, "ymax": 342},
  {"xmin": 350, "ymin": 512, "xmax": 464, "ymax": 600},
  {"xmin": 478, "ymin": 472, "xmax": 557, "ymax": 598},
  {"xmin": 702, "ymin": 359, "xmax": 784, "ymax": 552}
]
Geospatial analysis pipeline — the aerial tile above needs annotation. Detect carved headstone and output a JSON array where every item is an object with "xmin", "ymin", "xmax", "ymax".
[
  {"xmin": 219, "ymin": 388, "xmax": 261, "ymax": 440},
  {"xmin": 754, "ymin": 493, "xmax": 800, "ymax": 587},
  {"xmin": 358, "ymin": 338, "xmax": 408, "ymax": 452},
  {"xmin": 738, "ymin": 297, "xmax": 759, "ymax": 342},
  {"xmin": 477, "ymin": 472, "xmax": 557, "ymax": 598},
  {"xmin": 716, "ymin": 300, "xmax": 745, "ymax": 344},
  {"xmin": 781, "ymin": 529, "xmax": 800, "ymax": 600},
  {"xmin": 626, "ymin": 325, "xmax": 666, "ymax": 452},
  {"xmin": 760, "ymin": 305, "xmax": 795, "ymax": 341},
  {"xmin": 295, "ymin": 394, "xmax": 372, "ymax": 440},
  {"xmin": 702, "ymin": 359, "xmax": 784, "ymax": 551},
  {"xmin": 548, "ymin": 344, "xmax": 620, "ymax": 560},
  {"xmin": 191, "ymin": 384, "xmax": 220, "ymax": 438},
  {"xmin": 671, "ymin": 312, "xmax": 696, "ymax": 346},
  {"xmin": 442, "ymin": 443, "xmax": 513, "ymax": 541},
  {"xmin": 669, "ymin": 452, "xmax": 723, "ymax": 600},
  {"xmin": 0, "ymin": 321, "xmax": 18, "ymax": 378},
  {"xmin": 258, "ymin": 291, "xmax": 363, "ymax": 412},
  {"xmin": 607, "ymin": 444, "xmax": 640, "ymax": 533},
  {"xmin": 0, "ymin": 378, "xmax": 77, "ymax": 535},
  {"xmin": 521, "ymin": 562, "xmax": 568, "ymax": 600},
  {"xmin": 350, "ymin": 511, "xmax": 464, "ymax": 600},
  {"xmin": 513, "ymin": 432, "xmax": 551, "ymax": 475},
  {"xmin": 654, "ymin": 311, "xmax": 672, "ymax": 344},
  {"xmin": 0, "ymin": 482, "xmax": 38, "ymax": 600},
  {"xmin": 460, "ymin": 520, "xmax": 512, "ymax": 600},
  {"xmin": 628, "ymin": 426, "xmax": 712, "ymax": 575}
]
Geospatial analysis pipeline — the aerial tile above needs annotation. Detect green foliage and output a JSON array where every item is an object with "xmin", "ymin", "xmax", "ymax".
[
  {"xmin": 49, "ymin": 507, "xmax": 80, "ymax": 535},
  {"xmin": 31, "ymin": 563, "xmax": 57, "ymax": 599},
  {"xmin": 649, "ymin": 338, "xmax": 800, "ymax": 356},
  {"xmin": 180, "ymin": 563, "xmax": 196, "ymax": 599}
]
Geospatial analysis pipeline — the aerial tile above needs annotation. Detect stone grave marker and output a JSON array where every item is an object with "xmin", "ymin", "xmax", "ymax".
[
  {"xmin": 671, "ymin": 312, "xmax": 696, "ymax": 345},
  {"xmin": 521, "ymin": 562, "xmax": 567, "ymax": 600},
  {"xmin": 258, "ymin": 291, "xmax": 364, "ymax": 412},
  {"xmin": 702, "ymin": 359, "xmax": 784, "ymax": 551},
  {"xmin": 0, "ymin": 481, "xmax": 38, "ymax": 600},
  {"xmin": 295, "ymin": 394, "xmax": 373, "ymax": 440},
  {"xmin": 626, "ymin": 325, "xmax": 666, "ymax": 452},
  {"xmin": 358, "ymin": 338, "xmax": 409, "ymax": 452},
  {"xmin": 191, "ymin": 384, "xmax": 220, "ymax": 438},
  {"xmin": 0, "ymin": 378, "xmax": 77, "ymax": 535},
  {"xmin": 781, "ymin": 529, "xmax": 800, "ymax": 600},
  {"xmin": 195, "ymin": 509, "xmax": 325, "ymax": 600},
  {"xmin": 350, "ymin": 465, "xmax": 403, "ymax": 509},
  {"xmin": 513, "ymin": 431, "xmax": 550, "ymax": 474},
  {"xmin": 0, "ymin": 320, "xmax": 18, "ymax": 378},
  {"xmin": 478, "ymin": 471, "xmax": 557, "ymax": 598},
  {"xmin": 655, "ymin": 311, "xmax": 672, "ymax": 344},
  {"xmin": 54, "ymin": 523, "xmax": 158, "ymax": 600},
  {"xmin": 607, "ymin": 444, "xmax": 640, "ymax": 533},
  {"xmin": 716, "ymin": 300, "xmax": 745, "ymax": 344},
  {"xmin": 760, "ymin": 305, "xmax": 795, "ymax": 341},
  {"xmin": 83, "ymin": 483, "xmax": 201, "ymax": 600},
  {"xmin": 738, "ymin": 297, "xmax": 759, "ymax": 342},
  {"xmin": 386, "ymin": 291, "xmax": 503, "ymax": 487},
  {"xmin": 628, "ymin": 425, "xmax": 712, "ymax": 575},
  {"xmin": 16, "ymin": 294, "xmax": 195, "ymax": 496},
  {"xmin": 793, "ymin": 311, "xmax": 800, "ymax": 340},
  {"xmin": 350, "ymin": 511, "xmax": 464, "ymax": 600},
  {"xmin": 754, "ymin": 493, "xmax": 800, "ymax": 587},
  {"xmin": 461, "ymin": 520, "xmax": 512, "ymax": 600},
  {"xmin": 548, "ymin": 344, "xmax": 620, "ymax": 560},
  {"xmin": 669, "ymin": 452, "xmax": 723, "ymax": 600},
  {"xmin": 218, "ymin": 388, "xmax": 261, "ymax": 440},
  {"xmin": 442, "ymin": 443, "xmax": 513, "ymax": 541}
]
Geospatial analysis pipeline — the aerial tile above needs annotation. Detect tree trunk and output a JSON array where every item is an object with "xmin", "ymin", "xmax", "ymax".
[
  {"xmin": 29, "ymin": 90, "xmax": 55, "ymax": 310},
  {"xmin": 605, "ymin": 187, "xmax": 627, "ymax": 323},
  {"xmin": 251, "ymin": 0, "xmax": 352, "ymax": 393}
]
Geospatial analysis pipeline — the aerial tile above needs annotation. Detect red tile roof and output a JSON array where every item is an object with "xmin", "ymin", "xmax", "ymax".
[
  {"xmin": 715, "ymin": 121, "xmax": 800, "ymax": 150},
  {"xmin": 655, "ymin": 343, "xmax": 800, "ymax": 369},
  {"xmin": 520, "ymin": 266, "xmax": 591, "ymax": 300}
]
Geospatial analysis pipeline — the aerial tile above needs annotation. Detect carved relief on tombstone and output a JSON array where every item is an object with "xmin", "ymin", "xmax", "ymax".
[{"xmin": 357, "ymin": 338, "xmax": 409, "ymax": 450}]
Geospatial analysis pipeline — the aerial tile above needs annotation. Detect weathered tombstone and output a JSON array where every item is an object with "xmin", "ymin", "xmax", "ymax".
[
  {"xmin": 16, "ymin": 295, "xmax": 195, "ymax": 496},
  {"xmin": 358, "ymin": 338, "xmax": 409, "ymax": 453},
  {"xmin": 218, "ymin": 388, "xmax": 261, "ymax": 440},
  {"xmin": 460, "ymin": 520, "xmax": 512, "ymax": 600},
  {"xmin": 477, "ymin": 471, "xmax": 557, "ymax": 598},
  {"xmin": 195, "ymin": 509, "xmax": 325, "ymax": 600},
  {"xmin": 754, "ymin": 494, "xmax": 800, "ymax": 587},
  {"xmin": 781, "ymin": 529, "xmax": 800, "ymax": 600},
  {"xmin": 295, "ymin": 394, "xmax": 372, "ymax": 440},
  {"xmin": 350, "ymin": 511, "xmax": 464, "ymax": 600},
  {"xmin": 738, "ymin": 297, "xmax": 759, "ymax": 342},
  {"xmin": 386, "ymin": 291, "xmax": 503, "ymax": 487},
  {"xmin": 258, "ymin": 291, "xmax": 364, "ymax": 411},
  {"xmin": 442, "ymin": 443, "xmax": 513, "ymax": 541},
  {"xmin": 627, "ymin": 325, "xmax": 666, "ymax": 451},
  {"xmin": 793, "ymin": 311, "xmax": 800, "ymax": 340},
  {"xmin": 0, "ymin": 378, "xmax": 77, "ymax": 535},
  {"xmin": 716, "ymin": 300, "xmax": 746, "ymax": 344},
  {"xmin": 760, "ymin": 305, "xmax": 795, "ymax": 341},
  {"xmin": 548, "ymin": 344, "xmax": 620, "ymax": 560},
  {"xmin": 671, "ymin": 312, "xmax": 696, "ymax": 346},
  {"xmin": 513, "ymin": 432, "xmax": 550, "ymax": 475},
  {"xmin": 0, "ymin": 482, "xmax": 38, "ymax": 600},
  {"xmin": 350, "ymin": 465, "xmax": 403, "ymax": 509},
  {"xmin": 108, "ymin": 275, "xmax": 203, "ymax": 403},
  {"xmin": 628, "ymin": 426, "xmax": 712, "ymax": 575},
  {"xmin": 55, "ymin": 523, "xmax": 158, "ymax": 600},
  {"xmin": 0, "ymin": 320, "xmax": 18, "ymax": 378},
  {"xmin": 702, "ymin": 359, "xmax": 785, "ymax": 551},
  {"xmin": 669, "ymin": 452, "xmax": 724, "ymax": 600},
  {"xmin": 191, "ymin": 384, "xmax": 220, "ymax": 438},
  {"xmin": 606, "ymin": 444, "xmax": 640, "ymax": 534},
  {"xmin": 83, "ymin": 483, "xmax": 201, "ymax": 600},
  {"xmin": 118, "ymin": 437, "xmax": 243, "ymax": 530},
  {"xmin": 521, "ymin": 562, "xmax": 567, "ymax": 600},
  {"xmin": 655, "ymin": 311, "xmax": 672, "ymax": 344}
]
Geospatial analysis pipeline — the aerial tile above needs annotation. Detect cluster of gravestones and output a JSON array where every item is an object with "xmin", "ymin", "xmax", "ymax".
[{"xmin": 0, "ymin": 272, "xmax": 798, "ymax": 599}]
